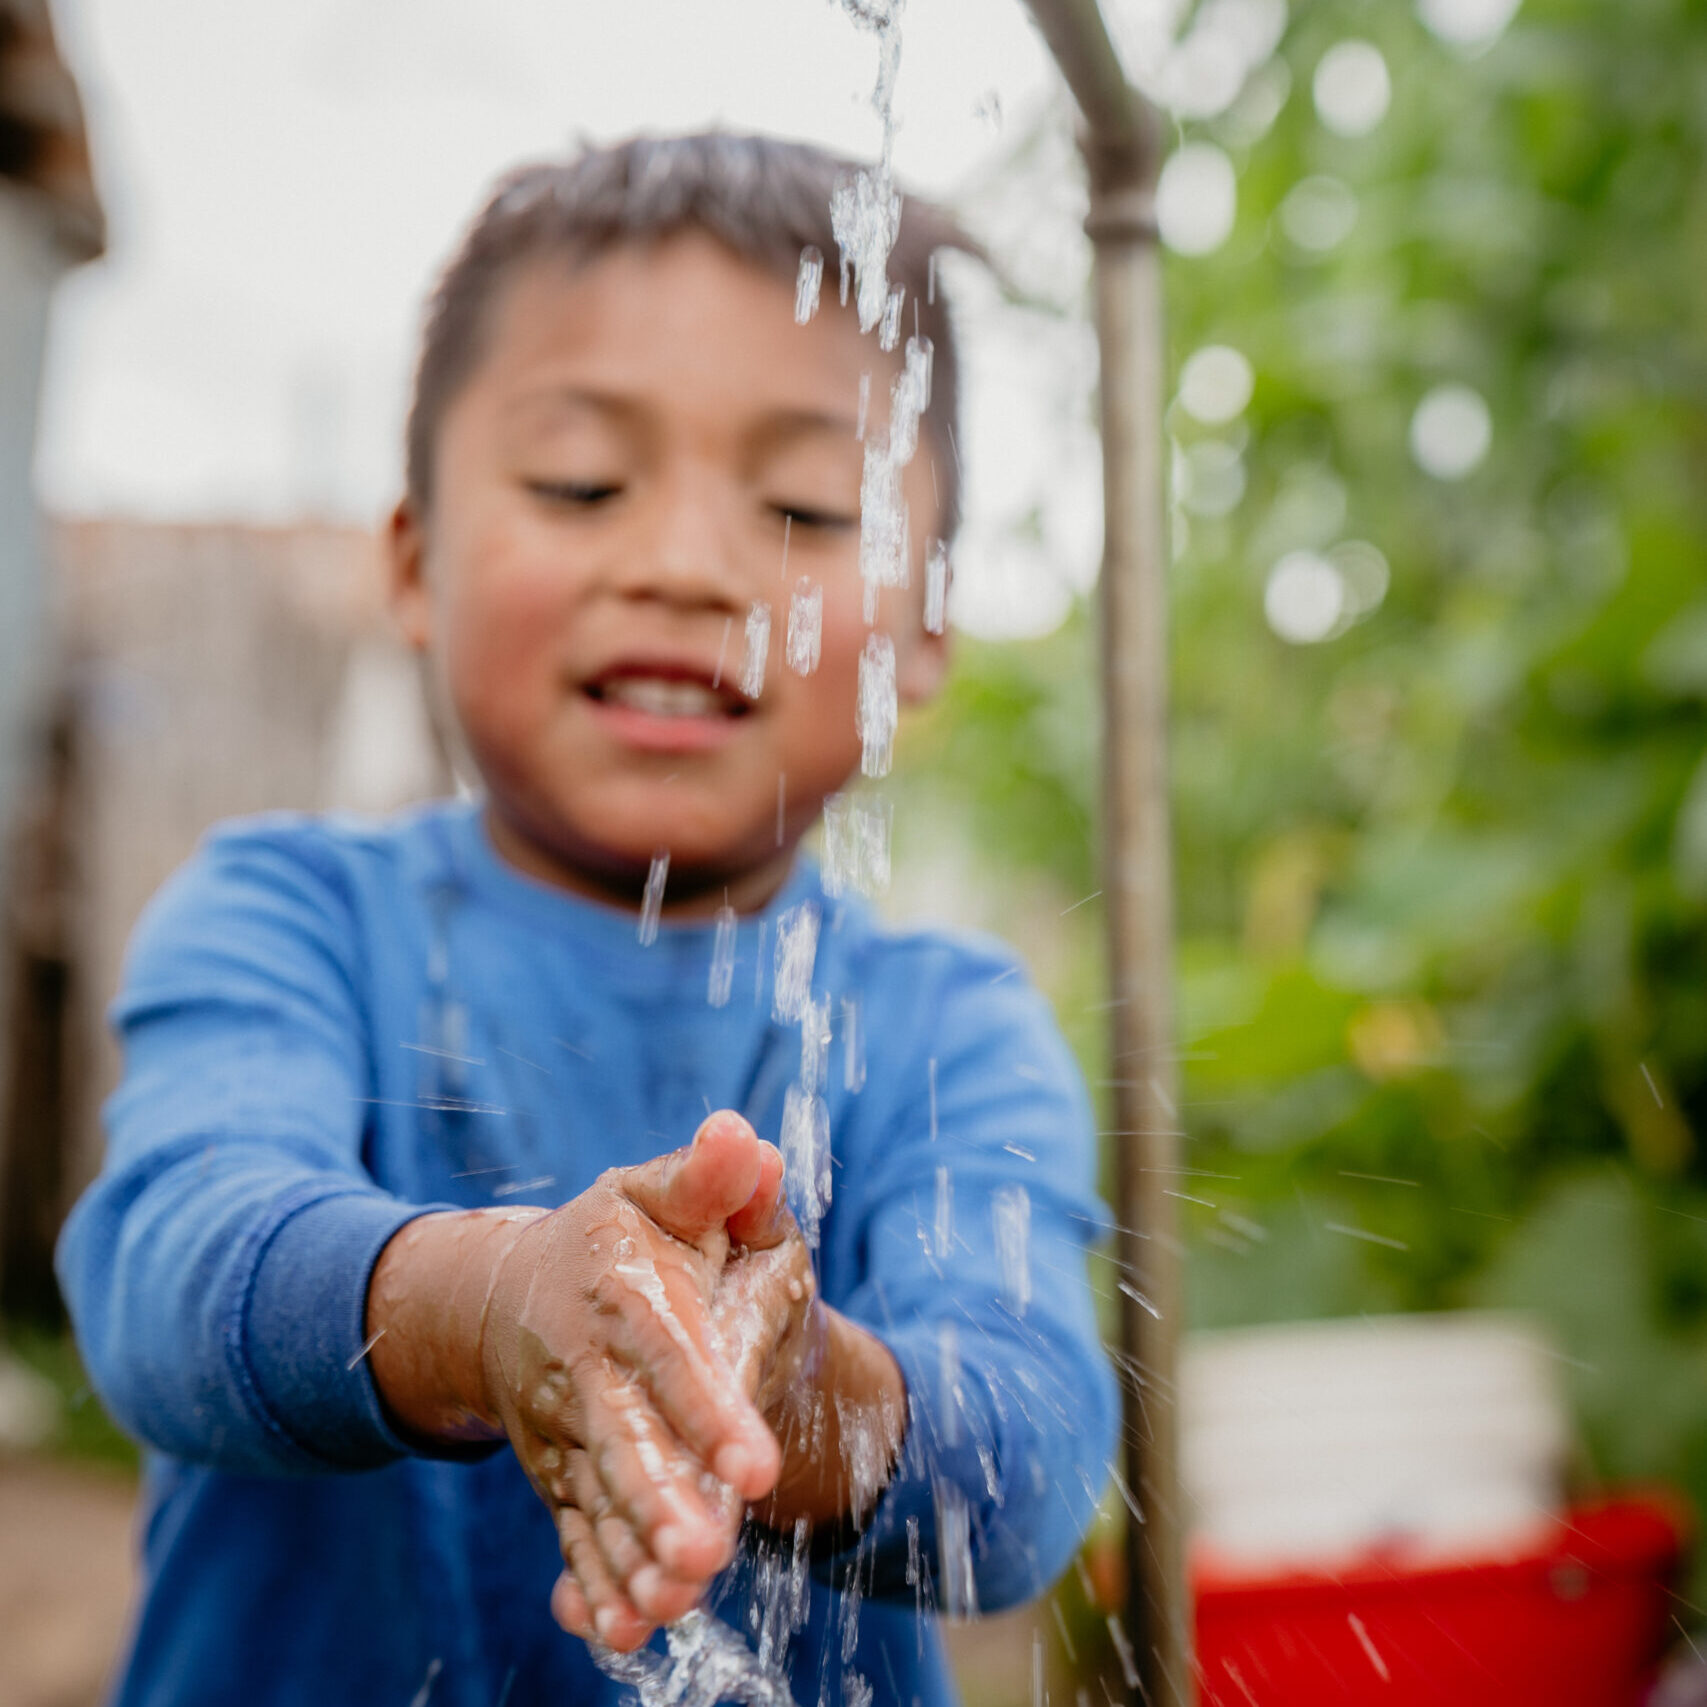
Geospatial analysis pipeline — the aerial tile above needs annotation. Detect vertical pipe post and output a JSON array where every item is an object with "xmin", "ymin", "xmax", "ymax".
[
  {"xmin": 1086, "ymin": 126, "xmax": 1190, "ymax": 1707},
  {"xmin": 1016, "ymin": 5, "xmax": 1189, "ymax": 1700}
]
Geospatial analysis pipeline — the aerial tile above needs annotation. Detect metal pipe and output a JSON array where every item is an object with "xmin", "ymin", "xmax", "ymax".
[{"xmin": 1017, "ymin": 5, "xmax": 1191, "ymax": 1703}]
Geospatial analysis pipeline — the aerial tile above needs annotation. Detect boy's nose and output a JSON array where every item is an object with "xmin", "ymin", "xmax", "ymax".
[{"xmin": 622, "ymin": 469, "xmax": 746, "ymax": 611}]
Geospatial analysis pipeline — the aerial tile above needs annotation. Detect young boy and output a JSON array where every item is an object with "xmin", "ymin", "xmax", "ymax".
[{"xmin": 58, "ymin": 133, "xmax": 1117, "ymax": 1707}]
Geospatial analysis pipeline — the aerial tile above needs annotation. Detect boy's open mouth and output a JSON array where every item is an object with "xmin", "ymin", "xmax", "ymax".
[
  {"xmin": 585, "ymin": 675, "xmax": 749, "ymax": 719},
  {"xmin": 579, "ymin": 664, "xmax": 752, "ymax": 751}
]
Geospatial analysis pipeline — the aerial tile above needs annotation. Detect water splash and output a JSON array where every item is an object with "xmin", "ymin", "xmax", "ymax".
[
  {"xmin": 1106, "ymin": 1615, "xmax": 1140, "ymax": 1691},
  {"xmin": 937, "ymin": 1319, "xmax": 961, "ymax": 1447},
  {"xmin": 830, "ymin": 167, "xmax": 902, "ymax": 337},
  {"xmin": 934, "ymin": 1481, "xmax": 979, "ymax": 1622},
  {"xmin": 924, "ymin": 537, "xmax": 949, "ymax": 635},
  {"xmin": 785, "ymin": 579, "xmax": 822, "ymax": 676},
  {"xmin": 749, "ymin": 1518, "xmax": 813, "ymax": 1674},
  {"xmin": 932, "ymin": 1164, "xmax": 953, "ymax": 1260},
  {"xmin": 781, "ymin": 1082, "xmax": 832, "ymax": 1247},
  {"xmin": 589, "ymin": 1608, "xmax": 797, "ymax": 1707},
  {"xmin": 878, "ymin": 285, "xmax": 905, "ymax": 351},
  {"xmin": 771, "ymin": 902, "xmax": 820, "ymax": 1023},
  {"xmin": 857, "ymin": 635, "xmax": 897, "ymax": 778},
  {"xmin": 822, "ymin": 793, "xmax": 893, "ymax": 898},
  {"xmin": 740, "ymin": 601, "xmax": 772, "ymax": 699},
  {"xmin": 992, "ymin": 1185, "xmax": 1031, "ymax": 1317},
  {"xmin": 794, "ymin": 246, "xmax": 824, "ymax": 325},
  {"xmin": 708, "ymin": 904, "xmax": 737, "ymax": 1008},
  {"xmin": 639, "ymin": 852, "xmax": 669, "ymax": 946},
  {"xmin": 841, "ymin": 997, "xmax": 866, "ymax": 1094},
  {"xmin": 800, "ymin": 995, "xmax": 832, "ymax": 1096},
  {"xmin": 858, "ymin": 439, "xmax": 909, "ymax": 623}
]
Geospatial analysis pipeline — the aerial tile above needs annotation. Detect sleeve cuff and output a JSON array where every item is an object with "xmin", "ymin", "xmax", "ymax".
[{"xmin": 234, "ymin": 1187, "xmax": 472, "ymax": 1471}]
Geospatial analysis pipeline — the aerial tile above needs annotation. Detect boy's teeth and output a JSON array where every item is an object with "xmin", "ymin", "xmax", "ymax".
[{"xmin": 603, "ymin": 678, "xmax": 724, "ymax": 717}]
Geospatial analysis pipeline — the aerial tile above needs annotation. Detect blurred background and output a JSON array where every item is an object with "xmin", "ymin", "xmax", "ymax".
[{"xmin": 1, "ymin": 0, "xmax": 1704, "ymax": 1703}]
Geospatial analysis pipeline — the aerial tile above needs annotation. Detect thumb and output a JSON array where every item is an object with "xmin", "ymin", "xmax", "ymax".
[
  {"xmin": 622, "ymin": 1110, "xmax": 764, "ymax": 1245},
  {"xmin": 725, "ymin": 1141, "xmax": 792, "ymax": 1250}
]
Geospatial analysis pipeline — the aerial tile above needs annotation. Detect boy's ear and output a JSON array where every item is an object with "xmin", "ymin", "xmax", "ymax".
[
  {"xmin": 897, "ymin": 622, "xmax": 950, "ymax": 707},
  {"xmin": 386, "ymin": 499, "xmax": 433, "ymax": 653}
]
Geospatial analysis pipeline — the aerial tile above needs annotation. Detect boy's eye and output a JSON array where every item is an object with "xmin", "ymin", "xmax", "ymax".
[
  {"xmin": 526, "ymin": 478, "xmax": 625, "ymax": 508},
  {"xmin": 771, "ymin": 502, "xmax": 857, "ymax": 532}
]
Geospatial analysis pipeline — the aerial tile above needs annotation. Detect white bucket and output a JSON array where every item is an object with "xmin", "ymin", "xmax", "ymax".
[{"xmin": 1181, "ymin": 1312, "xmax": 1569, "ymax": 1569}]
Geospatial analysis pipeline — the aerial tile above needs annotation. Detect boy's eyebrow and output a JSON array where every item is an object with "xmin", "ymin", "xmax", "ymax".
[
  {"xmin": 502, "ymin": 386, "xmax": 859, "ymax": 445},
  {"xmin": 501, "ymin": 385, "xmax": 641, "ymax": 426},
  {"xmin": 748, "ymin": 408, "xmax": 862, "ymax": 450}
]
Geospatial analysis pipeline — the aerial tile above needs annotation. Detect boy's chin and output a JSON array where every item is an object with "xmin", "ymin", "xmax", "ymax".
[{"xmin": 491, "ymin": 794, "xmax": 799, "ymax": 905}]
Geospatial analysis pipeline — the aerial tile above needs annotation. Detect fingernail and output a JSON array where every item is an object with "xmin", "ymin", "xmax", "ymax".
[
  {"xmin": 712, "ymin": 1442, "xmax": 749, "ymax": 1486},
  {"xmin": 654, "ymin": 1524, "xmax": 687, "ymax": 1571},
  {"xmin": 594, "ymin": 1604, "xmax": 619, "ymax": 1642},
  {"xmin": 630, "ymin": 1563, "xmax": 664, "ymax": 1609}
]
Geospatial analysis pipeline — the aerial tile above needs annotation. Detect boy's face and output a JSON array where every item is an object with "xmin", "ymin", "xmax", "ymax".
[{"xmin": 389, "ymin": 232, "xmax": 947, "ymax": 911}]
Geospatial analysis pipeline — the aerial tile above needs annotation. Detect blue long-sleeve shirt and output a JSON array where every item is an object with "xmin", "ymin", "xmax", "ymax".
[{"xmin": 58, "ymin": 800, "xmax": 1116, "ymax": 1707}]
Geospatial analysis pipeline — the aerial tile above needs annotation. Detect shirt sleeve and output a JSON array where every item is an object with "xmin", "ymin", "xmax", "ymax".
[
  {"xmin": 56, "ymin": 822, "xmax": 438, "ymax": 1475},
  {"xmin": 819, "ymin": 937, "xmax": 1119, "ymax": 1614}
]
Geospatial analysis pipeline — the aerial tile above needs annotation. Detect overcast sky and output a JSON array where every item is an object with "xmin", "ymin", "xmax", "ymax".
[{"xmin": 37, "ymin": 0, "xmax": 1061, "ymax": 527}]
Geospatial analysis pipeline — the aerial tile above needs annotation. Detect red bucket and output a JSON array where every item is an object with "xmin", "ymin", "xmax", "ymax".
[{"xmin": 1193, "ymin": 1495, "xmax": 1689, "ymax": 1707}]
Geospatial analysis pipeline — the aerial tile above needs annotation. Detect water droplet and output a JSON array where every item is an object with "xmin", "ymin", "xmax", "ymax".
[
  {"xmin": 781, "ymin": 1083, "xmax": 832, "ymax": 1248},
  {"xmin": 935, "ymin": 1481, "xmax": 979, "ymax": 1621},
  {"xmin": 785, "ymin": 579, "xmax": 822, "ymax": 675},
  {"xmin": 993, "ymin": 1185, "xmax": 1031, "ymax": 1316},
  {"xmin": 794, "ymin": 244, "xmax": 824, "ymax": 324},
  {"xmin": 1106, "ymin": 1615, "xmax": 1140, "ymax": 1690},
  {"xmin": 933, "ymin": 1165, "xmax": 953, "ymax": 1260},
  {"xmin": 842, "ymin": 997, "xmax": 866, "ymax": 1093},
  {"xmin": 831, "ymin": 166, "xmax": 902, "ymax": 335},
  {"xmin": 708, "ymin": 904, "xmax": 737, "ymax": 1007},
  {"xmin": 771, "ymin": 902, "xmax": 820, "ymax": 1023},
  {"xmin": 858, "ymin": 440, "xmax": 909, "ymax": 622},
  {"xmin": 857, "ymin": 634, "xmax": 898, "ymax": 778},
  {"xmin": 924, "ymin": 537, "xmax": 950, "ymax": 634},
  {"xmin": 822, "ymin": 793, "xmax": 893, "ymax": 898},
  {"xmin": 879, "ymin": 284, "xmax": 905, "ymax": 352},
  {"xmin": 638, "ymin": 851, "xmax": 669, "ymax": 945},
  {"xmin": 799, "ymin": 994, "xmax": 832, "ymax": 1095},
  {"xmin": 739, "ymin": 600, "xmax": 772, "ymax": 699}
]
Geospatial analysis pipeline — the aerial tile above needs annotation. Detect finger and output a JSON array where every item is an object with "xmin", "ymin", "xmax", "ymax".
[
  {"xmin": 725, "ymin": 1141, "xmax": 791, "ymax": 1250},
  {"xmin": 598, "ymin": 1265, "xmax": 781, "ymax": 1499},
  {"xmin": 556, "ymin": 1507, "xmax": 654, "ymax": 1652},
  {"xmin": 551, "ymin": 1571, "xmax": 594, "ymax": 1641},
  {"xmin": 597, "ymin": 1516, "xmax": 706, "ymax": 1626},
  {"xmin": 621, "ymin": 1111, "xmax": 764, "ymax": 1245},
  {"xmin": 563, "ymin": 1436, "xmax": 719, "ymax": 1582}
]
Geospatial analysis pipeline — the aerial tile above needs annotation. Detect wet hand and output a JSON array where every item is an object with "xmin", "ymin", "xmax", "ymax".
[
  {"xmin": 477, "ymin": 1112, "xmax": 785, "ymax": 1650},
  {"xmin": 711, "ymin": 1157, "xmax": 825, "ymax": 1452}
]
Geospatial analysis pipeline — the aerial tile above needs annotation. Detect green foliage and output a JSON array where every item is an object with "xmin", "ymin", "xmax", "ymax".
[{"xmin": 905, "ymin": 0, "xmax": 1707, "ymax": 1587}]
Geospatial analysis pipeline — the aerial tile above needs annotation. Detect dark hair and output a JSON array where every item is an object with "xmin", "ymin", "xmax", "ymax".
[{"xmin": 405, "ymin": 131, "xmax": 978, "ymax": 537}]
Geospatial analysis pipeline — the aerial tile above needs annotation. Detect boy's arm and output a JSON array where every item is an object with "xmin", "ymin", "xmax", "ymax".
[
  {"xmin": 56, "ymin": 827, "xmax": 435, "ymax": 1476},
  {"xmin": 804, "ymin": 943, "xmax": 1119, "ymax": 1615}
]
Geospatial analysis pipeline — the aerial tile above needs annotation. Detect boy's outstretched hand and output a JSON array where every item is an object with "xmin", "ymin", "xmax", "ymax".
[
  {"xmin": 366, "ymin": 1111, "xmax": 905, "ymax": 1654},
  {"xmin": 367, "ymin": 1114, "xmax": 803, "ymax": 1647}
]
